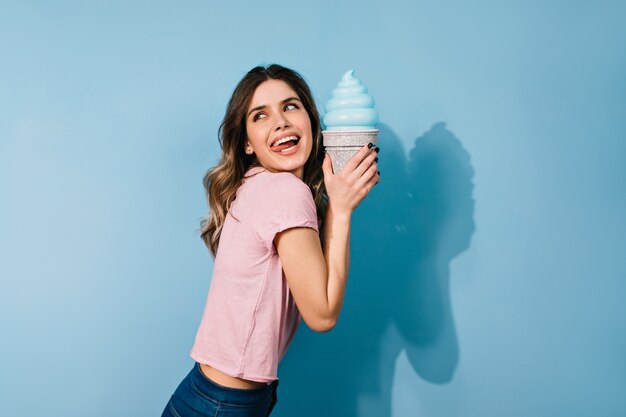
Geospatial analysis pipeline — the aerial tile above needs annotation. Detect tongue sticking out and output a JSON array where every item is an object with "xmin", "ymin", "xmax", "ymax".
[{"xmin": 271, "ymin": 140, "xmax": 297, "ymax": 152}]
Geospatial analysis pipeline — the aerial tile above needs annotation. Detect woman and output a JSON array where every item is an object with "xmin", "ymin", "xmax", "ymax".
[{"xmin": 162, "ymin": 64, "xmax": 380, "ymax": 417}]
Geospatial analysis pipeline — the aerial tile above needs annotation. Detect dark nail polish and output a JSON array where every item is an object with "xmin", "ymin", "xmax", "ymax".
[
  {"xmin": 374, "ymin": 157, "xmax": 378, "ymax": 163},
  {"xmin": 375, "ymin": 147, "xmax": 380, "ymax": 153},
  {"xmin": 378, "ymin": 171, "xmax": 381, "ymax": 175},
  {"xmin": 368, "ymin": 142, "xmax": 373, "ymax": 149}
]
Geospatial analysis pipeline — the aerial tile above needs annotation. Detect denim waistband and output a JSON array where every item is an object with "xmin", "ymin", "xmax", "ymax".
[{"xmin": 192, "ymin": 362, "xmax": 278, "ymax": 406}]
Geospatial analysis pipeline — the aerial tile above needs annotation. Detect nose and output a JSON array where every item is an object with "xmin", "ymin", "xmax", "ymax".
[{"xmin": 274, "ymin": 112, "xmax": 290, "ymax": 130}]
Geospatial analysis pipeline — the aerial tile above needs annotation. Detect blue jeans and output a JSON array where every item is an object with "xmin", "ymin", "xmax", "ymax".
[{"xmin": 161, "ymin": 363, "xmax": 279, "ymax": 417}]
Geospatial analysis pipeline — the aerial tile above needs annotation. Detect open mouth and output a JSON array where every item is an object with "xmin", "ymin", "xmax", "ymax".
[{"xmin": 270, "ymin": 135, "xmax": 300, "ymax": 153}]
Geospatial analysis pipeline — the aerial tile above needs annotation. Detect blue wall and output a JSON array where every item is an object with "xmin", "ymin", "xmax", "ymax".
[{"xmin": 1, "ymin": 1, "xmax": 624, "ymax": 416}]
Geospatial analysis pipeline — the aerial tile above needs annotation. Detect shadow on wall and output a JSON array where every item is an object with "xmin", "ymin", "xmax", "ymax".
[{"xmin": 277, "ymin": 122, "xmax": 476, "ymax": 417}]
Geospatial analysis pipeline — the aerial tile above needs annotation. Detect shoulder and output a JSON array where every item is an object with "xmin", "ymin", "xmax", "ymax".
[
  {"xmin": 249, "ymin": 171, "xmax": 320, "ymax": 245},
  {"xmin": 247, "ymin": 169, "xmax": 313, "ymax": 200},
  {"xmin": 247, "ymin": 171, "xmax": 317, "ymax": 230},
  {"xmin": 270, "ymin": 171, "xmax": 311, "ymax": 191}
]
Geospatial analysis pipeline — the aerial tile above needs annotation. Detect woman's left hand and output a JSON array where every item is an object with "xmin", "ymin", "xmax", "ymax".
[{"xmin": 322, "ymin": 144, "xmax": 380, "ymax": 215}]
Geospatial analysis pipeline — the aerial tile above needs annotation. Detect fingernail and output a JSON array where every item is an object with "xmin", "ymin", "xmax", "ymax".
[
  {"xmin": 374, "ymin": 157, "xmax": 379, "ymax": 163},
  {"xmin": 378, "ymin": 171, "xmax": 381, "ymax": 175},
  {"xmin": 368, "ymin": 143, "xmax": 373, "ymax": 149},
  {"xmin": 375, "ymin": 147, "xmax": 380, "ymax": 153}
]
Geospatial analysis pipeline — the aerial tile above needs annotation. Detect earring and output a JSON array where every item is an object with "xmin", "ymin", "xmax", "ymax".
[{"xmin": 245, "ymin": 141, "xmax": 253, "ymax": 155}]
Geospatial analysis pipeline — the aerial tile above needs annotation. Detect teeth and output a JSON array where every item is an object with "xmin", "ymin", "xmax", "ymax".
[{"xmin": 272, "ymin": 135, "xmax": 299, "ymax": 147}]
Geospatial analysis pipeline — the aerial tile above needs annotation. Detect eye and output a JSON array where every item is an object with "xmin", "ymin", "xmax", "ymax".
[
  {"xmin": 284, "ymin": 102, "xmax": 299, "ymax": 111},
  {"xmin": 252, "ymin": 112, "xmax": 266, "ymax": 122}
]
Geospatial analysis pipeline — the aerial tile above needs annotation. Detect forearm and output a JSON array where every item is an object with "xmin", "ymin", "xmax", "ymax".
[{"xmin": 323, "ymin": 203, "xmax": 352, "ymax": 324}]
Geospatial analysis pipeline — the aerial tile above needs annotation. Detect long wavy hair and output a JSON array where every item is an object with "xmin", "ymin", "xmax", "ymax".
[{"xmin": 199, "ymin": 64, "xmax": 327, "ymax": 257}]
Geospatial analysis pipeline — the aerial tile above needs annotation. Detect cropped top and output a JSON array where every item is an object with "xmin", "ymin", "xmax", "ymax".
[{"xmin": 190, "ymin": 166, "xmax": 319, "ymax": 383}]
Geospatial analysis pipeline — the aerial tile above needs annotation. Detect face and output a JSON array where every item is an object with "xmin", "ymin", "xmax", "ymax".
[{"xmin": 245, "ymin": 79, "xmax": 313, "ymax": 180}]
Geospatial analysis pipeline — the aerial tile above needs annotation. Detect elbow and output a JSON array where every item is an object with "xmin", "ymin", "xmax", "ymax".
[{"xmin": 308, "ymin": 317, "xmax": 337, "ymax": 333}]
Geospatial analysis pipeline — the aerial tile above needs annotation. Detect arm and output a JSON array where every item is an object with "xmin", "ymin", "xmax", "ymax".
[{"xmin": 275, "ymin": 144, "xmax": 379, "ymax": 332}]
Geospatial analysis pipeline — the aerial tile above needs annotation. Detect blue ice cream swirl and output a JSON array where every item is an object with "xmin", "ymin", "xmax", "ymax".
[{"xmin": 322, "ymin": 69, "xmax": 378, "ymax": 131}]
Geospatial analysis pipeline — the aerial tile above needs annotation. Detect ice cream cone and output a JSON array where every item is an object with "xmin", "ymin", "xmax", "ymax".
[
  {"xmin": 322, "ymin": 129, "xmax": 379, "ymax": 173},
  {"xmin": 322, "ymin": 70, "xmax": 379, "ymax": 173}
]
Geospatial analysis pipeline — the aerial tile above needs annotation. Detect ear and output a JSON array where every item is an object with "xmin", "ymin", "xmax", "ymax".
[{"xmin": 245, "ymin": 142, "xmax": 254, "ymax": 155}]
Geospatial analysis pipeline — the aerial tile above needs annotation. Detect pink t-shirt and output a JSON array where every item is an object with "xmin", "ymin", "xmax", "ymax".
[{"xmin": 190, "ymin": 166, "xmax": 319, "ymax": 383}]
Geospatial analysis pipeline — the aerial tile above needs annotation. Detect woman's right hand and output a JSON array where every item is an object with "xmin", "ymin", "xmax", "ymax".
[{"xmin": 322, "ymin": 144, "xmax": 380, "ymax": 216}]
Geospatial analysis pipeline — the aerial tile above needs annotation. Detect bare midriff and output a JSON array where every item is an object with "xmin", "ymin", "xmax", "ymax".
[{"xmin": 199, "ymin": 363, "xmax": 268, "ymax": 390}]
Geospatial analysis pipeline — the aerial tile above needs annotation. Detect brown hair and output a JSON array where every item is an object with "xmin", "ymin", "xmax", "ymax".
[{"xmin": 199, "ymin": 64, "xmax": 327, "ymax": 256}]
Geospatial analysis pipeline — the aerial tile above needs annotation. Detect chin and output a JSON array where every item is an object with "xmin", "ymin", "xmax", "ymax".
[
  {"xmin": 275, "ymin": 151, "xmax": 310, "ymax": 170},
  {"xmin": 281, "ymin": 162, "xmax": 306, "ymax": 174}
]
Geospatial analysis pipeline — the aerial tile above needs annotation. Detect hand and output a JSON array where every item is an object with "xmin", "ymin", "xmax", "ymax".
[{"xmin": 322, "ymin": 144, "xmax": 380, "ymax": 216}]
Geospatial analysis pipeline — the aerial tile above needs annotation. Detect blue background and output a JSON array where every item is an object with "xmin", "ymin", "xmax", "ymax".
[{"xmin": 1, "ymin": 1, "xmax": 625, "ymax": 416}]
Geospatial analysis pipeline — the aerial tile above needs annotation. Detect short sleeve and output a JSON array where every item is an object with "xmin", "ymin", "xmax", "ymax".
[{"xmin": 253, "ymin": 172, "xmax": 319, "ymax": 250}]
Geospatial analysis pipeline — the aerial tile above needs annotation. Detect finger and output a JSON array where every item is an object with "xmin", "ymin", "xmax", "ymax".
[
  {"xmin": 322, "ymin": 152, "xmax": 333, "ymax": 180},
  {"xmin": 354, "ymin": 160, "xmax": 379, "ymax": 190},
  {"xmin": 361, "ymin": 166, "xmax": 380, "ymax": 195},
  {"xmin": 342, "ymin": 143, "xmax": 374, "ymax": 174},
  {"xmin": 370, "ymin": 168, "xmax": 381, "ymax": 187},
  {"xmin": 349, "ymin": 149, "xmax": 378, "ymax": 182}
]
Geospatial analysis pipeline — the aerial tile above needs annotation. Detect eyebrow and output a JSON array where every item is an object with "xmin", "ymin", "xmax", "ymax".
[{"xmin": 247, "ymin": 97, "xmax": 302, "ymax": 118}]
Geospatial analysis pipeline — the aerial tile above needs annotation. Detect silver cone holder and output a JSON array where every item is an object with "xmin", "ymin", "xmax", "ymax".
[{"xmin": 322, "ymin": 129, "xmax": 379, "ymax": 173}]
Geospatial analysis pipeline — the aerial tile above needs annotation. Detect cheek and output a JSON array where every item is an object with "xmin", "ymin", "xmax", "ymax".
[
  {"xmin": 244, "ymin": 122, "xmax": 253, "ymax": 140},
  {"xmin": 298, "ymin": 114, "xmax": 313, "ymax": 135},
  {"xmin": 246, "ymin": 124, "xmax": 266, "ymax": 146}
]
